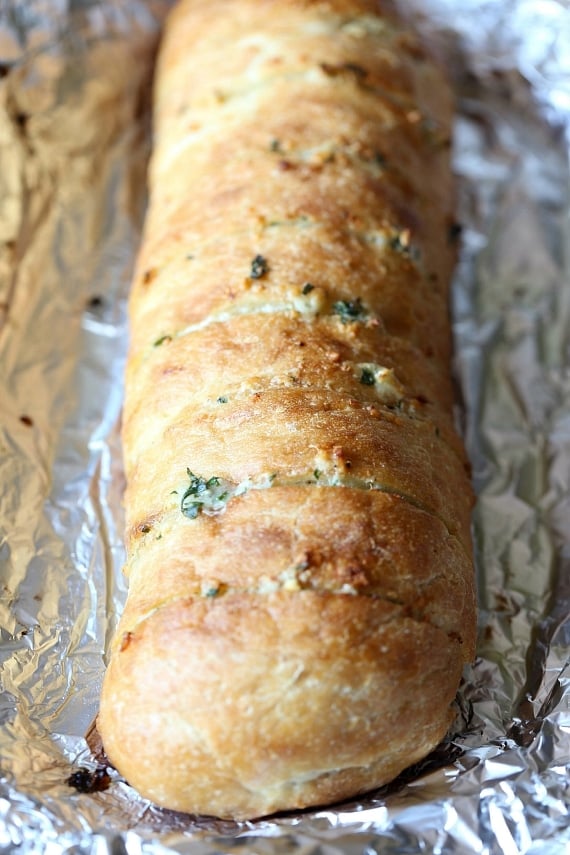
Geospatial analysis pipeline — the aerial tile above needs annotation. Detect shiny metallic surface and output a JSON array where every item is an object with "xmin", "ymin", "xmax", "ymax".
[{"xmin": 0, "ymin": 1, "xmax": 568, "ymax": 851}]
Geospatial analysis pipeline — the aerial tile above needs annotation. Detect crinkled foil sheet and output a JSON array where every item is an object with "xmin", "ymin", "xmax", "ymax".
[{"xmin": 0, "ymin": 0, "xmax": 569, "ymax": 852}]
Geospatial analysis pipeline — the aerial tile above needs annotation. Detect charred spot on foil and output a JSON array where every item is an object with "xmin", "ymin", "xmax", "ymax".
[
  {"xmin": 153, "ymin": 334, "xmax": 173, "ymax": 347},
  {"xmin": 332, "ymin": 297, "xmax": 367, "ymax": 324},
  {"xmin": 67, "ymin": 766, "xmax": 111, "ymax": 794},
  {"xmin": 507, "ymin": 716, "xmax": 542, "ymax": 748}
]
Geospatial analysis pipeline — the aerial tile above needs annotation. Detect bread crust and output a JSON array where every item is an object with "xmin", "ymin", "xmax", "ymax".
[
  {"xmin": 99, "ymin": 0, "xmax": 476, "ymax": 819},
  {"xmin": 102, "ymin": 591, "xmax": 464, "ymax": 818}
]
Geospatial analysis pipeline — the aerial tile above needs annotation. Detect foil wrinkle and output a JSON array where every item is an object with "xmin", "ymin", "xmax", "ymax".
[{"xmin": 0, "ymin": 0, "xmax": 569, "ymax": 852}]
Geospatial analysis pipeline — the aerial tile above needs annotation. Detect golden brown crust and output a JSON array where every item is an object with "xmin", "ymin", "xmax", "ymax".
[
  {"xmin": 99, "ymin": 0, "xmax": 476, "ymax": 819},
  {"xmin": 101, "ymin": 592, "xmax": 465, "ymax": 819},
  {"xmin": 119, "ymin": 489, "xmax": 475, "ymax": 644}
]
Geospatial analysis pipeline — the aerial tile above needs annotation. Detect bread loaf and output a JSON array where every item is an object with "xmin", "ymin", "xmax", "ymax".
[{"xmin": 98, "ymin": 0, "xmax": 476, "ymax": 820}]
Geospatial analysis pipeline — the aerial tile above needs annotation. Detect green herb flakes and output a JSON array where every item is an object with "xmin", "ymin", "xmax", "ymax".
[
  {"xmin": 205, "ymin": 586, "xmax": 220, "ymax": 597},
  {"xmin": 180, "ymin": 469, "xmax": 229, "ymax": 519},
  {"xmin": 332, "ymin": 297, "xmax": 366, "ymax": 324},
  {"xmin": 360, "ymin": 368, "xmax": 376, "ymax": 386},
  {"xmin": 153, "ymin": 334, "xmax": 172, "ymax": 347},
  {"xmin": 388, "ymin": 230, "xmax": 419, "ymax": 260},
  {"xmin": 250, "ymin": 254, "xmax": 269, "ymax": 279}
]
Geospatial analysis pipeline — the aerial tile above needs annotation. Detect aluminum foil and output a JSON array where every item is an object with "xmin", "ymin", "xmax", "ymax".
[{"xmin": 0, "ymin": 0, "xmax": 569, "ymax": 852}]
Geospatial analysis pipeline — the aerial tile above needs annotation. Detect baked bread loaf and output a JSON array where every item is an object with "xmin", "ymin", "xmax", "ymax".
[{"xmin": 98, "ymin": 0, "xmax": 476, "ymax": 820}]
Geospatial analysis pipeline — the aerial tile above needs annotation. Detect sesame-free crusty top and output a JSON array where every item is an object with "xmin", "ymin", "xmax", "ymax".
[{"xmin": 98, "ymin": 0, "xmax": 477, "ymax": 820}]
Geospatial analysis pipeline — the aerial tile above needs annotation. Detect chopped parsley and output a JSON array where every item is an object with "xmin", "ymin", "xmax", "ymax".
[
  {"xmin": 302, "ymin": 282, "xmax": 315, "ymax": 295},
  {"xmin": 388, "ymin": 230, "xmax": 419, "ymax": 260},
  {"xmin": 360, "ymin": 368, "xmax": 376, "ymax": 386},
  {"xmin": 250, "ymin": 254, "xmax": 269, "ymax": 279},
  {"xmin": 67, "ymin": 766, "xmax": 111, "ymax": 794},
  {"xmin": 204, "ymin": 585, "xmax": 220, "ymax": 597},
  {"xmin": 180, "ymin": 470, "xmax": 229, "ymax": 519},
  {"xmin": 332, "ymin": 297, "xmax": 367, "ymax": 324},
  {"xmin": 217, "ymin": 395, "xmax": 228, "ymax": 404},
  {"xmin": 153, "ymin": 334, "xmax": 172, "ymax": 347}
]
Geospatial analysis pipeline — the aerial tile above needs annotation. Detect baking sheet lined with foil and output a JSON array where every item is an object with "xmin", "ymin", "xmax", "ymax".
[{"xmin": 0, "ymin": 1, "xmax": 569, "ymax": 853}]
